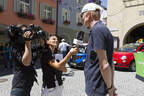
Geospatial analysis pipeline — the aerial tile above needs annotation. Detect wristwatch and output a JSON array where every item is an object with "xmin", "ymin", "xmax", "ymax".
[{"xmin": 107, "ymin": 84, "xmax": 113, "ymax": 91}]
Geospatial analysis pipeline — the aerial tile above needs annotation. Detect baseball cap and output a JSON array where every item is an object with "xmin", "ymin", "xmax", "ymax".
[{"xmin": 80, "ymin": 3, "xmax": 103, "ymax": 18}]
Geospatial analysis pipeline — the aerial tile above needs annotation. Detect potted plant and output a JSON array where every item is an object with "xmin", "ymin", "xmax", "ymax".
[
  {"xmin": 16, "ymin": 12, "xmax": 35, "ymax": 20},
  {"xmin": 42, "ymin": 18, "xmax": 55, "ymax": 25},
  {"xmin": 27, "ymin": 14, "xmax": 35, "ymax": 20},
  {"xmin": 77, "ymin": 22, "xmax": 83, "ymax": 26},
  {"xmin": 63, "ymin": 20, "xmax": 70, "ymax": 25},
  {"xmin": 16, "ymin": 12, "xmax": 27, "ymax": 18}
]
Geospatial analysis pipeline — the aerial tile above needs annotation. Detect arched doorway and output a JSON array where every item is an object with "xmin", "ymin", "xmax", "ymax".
[{"xmin": 123, "ymin": 24, "xmax": 144, "ymax": 45}]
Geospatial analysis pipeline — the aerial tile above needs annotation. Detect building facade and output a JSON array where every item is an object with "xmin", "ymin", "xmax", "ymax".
[
  {"xmin": 57, "ymin": 0, "xmax": 107, "ymax": 44},
  {"xmin": 0, "ymin": 0, "xmax": 57, "ymax": 43},
  {"xmin": 57, "ymin": 0, "xmax": 89, "ymax": 44},
  {"xmin": 107, "ymin": 0, "xmax": 144, "ymax": 47}
]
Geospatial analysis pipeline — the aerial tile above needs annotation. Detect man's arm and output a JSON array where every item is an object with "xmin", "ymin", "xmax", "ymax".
[
  {"xmin": 96, "ymin": 49, "xmax": 113, "ymax": 89},
  {"xmin": 21, "ymin": 31, "xmax": 33, "ymax": 66},
  {"xmin": 96, "ymin": 49, "xmax": 117, "ymax": 96},
  {"xmin": 22, "ymin": 41, "xmax": 32, "ymax": 66}
]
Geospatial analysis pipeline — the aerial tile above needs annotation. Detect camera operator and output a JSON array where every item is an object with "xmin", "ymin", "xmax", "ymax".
[{"xmin": 9, "ymin": 25, "xmax": 38, "ymax": 96}]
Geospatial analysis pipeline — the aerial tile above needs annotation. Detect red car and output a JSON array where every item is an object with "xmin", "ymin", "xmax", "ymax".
[{"xmin": 113, "ymin": 43, "xmax": 144, "ymax": 71}]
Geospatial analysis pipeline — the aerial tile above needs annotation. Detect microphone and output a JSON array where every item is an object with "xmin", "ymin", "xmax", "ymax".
[{"xmin": 73, "ymin": 31, "xmax": 85, "ymax": 48}]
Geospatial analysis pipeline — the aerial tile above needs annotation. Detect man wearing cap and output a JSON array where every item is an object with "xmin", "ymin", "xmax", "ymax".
[
  {"xmin": 58, "ymin": 39, "xmax": 70, "ymax": 58},
  {"xmin": 80, "ymin": 3, "xmax": 117, "ymax": 96}
]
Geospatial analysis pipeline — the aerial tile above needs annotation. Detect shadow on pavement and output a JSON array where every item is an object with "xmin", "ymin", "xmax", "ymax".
[
  {"xmin": 0, "ymin": 59, "xmax": 41, "ymax": 77},
  {"xmin": 115, "ymin": 67, "xmax": 135, "ymax": 72},
  {"xmin": 0, "ymin": 67, "xmax": 13, "ymax": 76}
]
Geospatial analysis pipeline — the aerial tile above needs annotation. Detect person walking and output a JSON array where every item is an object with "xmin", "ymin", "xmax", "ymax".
[
  {"xmin": 80, "ymin": 3, "xmax": 117, "ymax": 96},
  {"xmin": 40, "ymin": 35, "xmax": 78, "ymax": 96},
  {"xmin": 58, "ymin": 39, "xmax": 70, "ymax": 58}
]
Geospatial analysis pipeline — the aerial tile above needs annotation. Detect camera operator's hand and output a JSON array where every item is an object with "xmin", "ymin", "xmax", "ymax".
[
  {"xmin": 69, "ymin": 47, "xmax": 79, "ymax": 55},
  {"xmin": 23, "ymin": 31, "xmax": 33, "ymax": 41}
]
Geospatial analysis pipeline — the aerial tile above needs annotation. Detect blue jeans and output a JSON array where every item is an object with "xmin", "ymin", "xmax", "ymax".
[{"xmin": 10, "ymin": 87, "xmax": 32, "ymax": 96}]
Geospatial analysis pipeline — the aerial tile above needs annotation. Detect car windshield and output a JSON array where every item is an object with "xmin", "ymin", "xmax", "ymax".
[
  {"xmin": 119, "ymin": 43, "xmax": 140, "ymax": 52},
  {"xmin": 79, "ymin": 47, "xmax": 86, "ymax": 53}
]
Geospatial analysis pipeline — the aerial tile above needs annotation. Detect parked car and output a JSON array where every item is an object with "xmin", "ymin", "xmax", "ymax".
[
  {"xmin": 68, "ymin": 43, "xmax": 87, "ymax": 69},
  {"xmin": 113, "ymin": 43, "xmax": 144, "ymax": 71}
]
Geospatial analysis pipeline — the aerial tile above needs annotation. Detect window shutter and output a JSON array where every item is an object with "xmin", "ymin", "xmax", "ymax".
[
  {"xmin": 67, "ymin": 10, "xmax": 70, "ymax": 21},
  {"xmin": 52, "ymin": 8, "xmax": 56, "ymax": 21},
  {"xmin": 3, "ymin": 0, "xmax": 7, "ymax": 10},
  {"xmin": 50, "ymin": 7, "xmax": 52, "ymax": 19},
  {"xmin": 31, "ymin": 0, "xmax": 36, "ymax": 15},
  {"xmin": 14, "ymin": 0, "xmax": 20, "ymax": 12},
  {"xmin": 13, "ymin": 0, "xmax": 17, "ymax": 12},
  {"xmin": 17, "ymin": 0, "xmax": 20, "ymax": 12},
  {"xmin": 0, "ymin": 0, "xmax": 3, "ymax": 7},
  {"xmin": 76, "ymin": 13, "xmax": 78, "ymax": 23},
  {"xmin": 62, "ymin": 8, "xmax": 64, "ymax": 21},
  {"xmin": 40, "ymin": 3, "xmax": 45, "ymax": 19}
]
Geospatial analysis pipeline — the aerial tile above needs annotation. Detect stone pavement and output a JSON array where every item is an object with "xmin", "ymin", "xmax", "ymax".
[
  {"xmin": 1, "ymin": 66, "xmax": 144, "ymax": 96},
  {"xmin": 0, "ymin": 67, "xmax": 86, "ymax": 96}
]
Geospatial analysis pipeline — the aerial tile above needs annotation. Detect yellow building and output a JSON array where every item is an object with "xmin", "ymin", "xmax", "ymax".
[{"xmin": 107, "ymin": 0, "xmax": 144, "ymax": 47}]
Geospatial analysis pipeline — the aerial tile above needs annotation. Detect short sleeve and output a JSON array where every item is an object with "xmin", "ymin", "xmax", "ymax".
[
  {"xmin": 40, "ymin": 48, "xmax": 54, "ymax": 65},
  {"xmin": 11, "ymin": 46, "xmax": 24, "ymax": 64},
  {"xmin": 91, "ymin": 27, "xmax": 106, "ymax": 50}
]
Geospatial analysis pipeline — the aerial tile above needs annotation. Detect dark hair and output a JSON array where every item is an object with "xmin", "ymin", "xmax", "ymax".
[
  {"xmin": 44, "ymin": 34, "xmax": 59, "ymax": 54},
  {"xmin": 45, "ymin": 34, "xmax": 57, "ymax": 40}
]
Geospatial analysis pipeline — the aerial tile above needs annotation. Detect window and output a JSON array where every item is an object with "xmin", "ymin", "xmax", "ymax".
[
  {"xmin": 76, "ymin": 13, "xmax": 82, "ymax": 26},
  {"xmin": 19, "ymin": 0, "xmax": 30, "ymax": 13},
  {"xmin": 43, "ymin": 6, "xmax": 52, "ymax": 19},
  {"xmin": 0, "ymin": 0, "xmax": 7, "ymax": 11},
  {"xmin": 62, "ymin": 8, "xmax": 70, "ymax": 21},
  {"xmin": 76, "ymin": 0, "xmax": 81, "ymax": 4},
  {"xmin": 40, "ymin": 3, "xmax": 53, "ymax": 19},
  {"xmin": 62, "ymin": 8, "xmax": 70, "ymax": 25},
  {"xmin": 13, "ymin": 0, "xmax": 36, "ymax": 19},
  {"xmin": 40, "ymin": 3, "xmax": 56, "ymax": 24},
  {"xmin": 77, "ymin": 13, "xmax": 81, "ymax": 23},
  {"xmin": 113, "ymin": 37, "xmax": 119, "ymax": 50},
  {"xmin": 14, "ymin": 0, "xmax": 36, "ymax": 15}
]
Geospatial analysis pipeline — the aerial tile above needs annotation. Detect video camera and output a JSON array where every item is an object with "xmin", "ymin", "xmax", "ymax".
[{"xmin": 7, "ymin": 24, "xmax": 46, "ymax": 44}]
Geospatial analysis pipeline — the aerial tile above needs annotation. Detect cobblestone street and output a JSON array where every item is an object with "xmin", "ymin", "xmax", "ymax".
[{"xmin": 0, "ymin": 67, "xmax": 144, "ymax": 96}]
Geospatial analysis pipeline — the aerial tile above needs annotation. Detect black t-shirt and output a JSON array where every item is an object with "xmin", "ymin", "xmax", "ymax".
[
  {"xmin": 84, "ymin": 21, "xmax": 113, "ymax": 96},
  {"xmin": 11, "ymin": 44, "xmax": 37, "ymax": 89},
  {"xmin": 40, "ymin": 46, "xmax": 63, "ymax": 88},
  {"xmin": 0, "ymin": 45, "xmax": 3, "ymax": 55}
]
